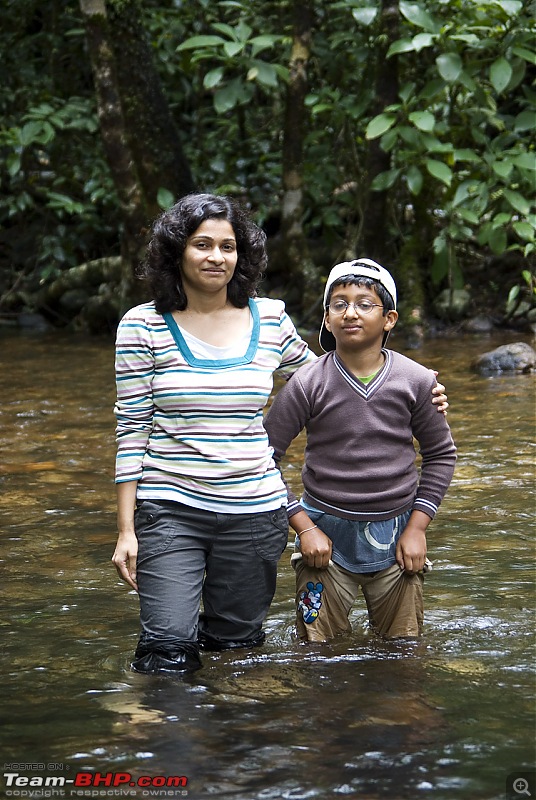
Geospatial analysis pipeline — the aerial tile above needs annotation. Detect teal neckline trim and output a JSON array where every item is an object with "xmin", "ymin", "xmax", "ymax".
[{"xmin": 163, "ymin": 298, "xmax": 259, "ymax": 368}]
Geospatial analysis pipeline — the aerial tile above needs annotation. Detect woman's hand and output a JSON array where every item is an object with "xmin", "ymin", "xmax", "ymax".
[
  {"xmin": 431, "ymin": 371, "xmax": 449, "ymax": 414},
  {"xmin": 112, "ymin": 531, "xmax": 138, "ymax": 591}
]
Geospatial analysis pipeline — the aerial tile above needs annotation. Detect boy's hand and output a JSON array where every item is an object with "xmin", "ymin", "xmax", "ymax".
[
  {"xmin": 395, "ymin": 516, "xmax": 428, "ymax": 573},
  {"xmin": 299, "ymin": 528, "xmax": 332, "ymax": 569}
]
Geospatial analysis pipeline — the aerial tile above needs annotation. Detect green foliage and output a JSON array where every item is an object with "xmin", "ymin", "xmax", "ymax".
[
  {"xmin": 362, "ymin": 0, "xmax": 536, "ymax": 287},
  {"xmin": 505, "ymin": 268, "xmax": 536, "ymax": 319},
  {"xmin": 1, "ymin": 0, "xmax": 534, "ymax": 321},
  {"xmin": 0, "ymin": 0, "xmax": 120, "ymax": 291}
]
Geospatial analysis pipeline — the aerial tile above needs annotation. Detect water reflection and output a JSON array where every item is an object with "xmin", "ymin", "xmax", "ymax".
[{"xmin": 0, "ymin": 328, "xmax": 534, "ymax": 800}]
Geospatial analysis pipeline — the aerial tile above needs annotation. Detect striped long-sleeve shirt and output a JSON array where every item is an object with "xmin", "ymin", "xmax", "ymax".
[{"xmin": 114, "ymin": 297, "xmax": 316, "ymax": 513}]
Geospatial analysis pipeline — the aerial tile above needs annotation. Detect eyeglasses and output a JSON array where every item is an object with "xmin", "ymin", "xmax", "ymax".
[{"xmin": 327, "ymin": 299, "xmax": 384, "ymax": 315}]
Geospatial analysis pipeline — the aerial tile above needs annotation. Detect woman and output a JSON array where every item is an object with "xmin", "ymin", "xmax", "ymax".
[{"xmin": 112, "ymin": 193, "xmax": 448, "ymax": 674}]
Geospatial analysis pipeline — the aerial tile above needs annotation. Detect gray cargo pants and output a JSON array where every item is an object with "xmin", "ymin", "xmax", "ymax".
[{"xmin": 132, "ymin": 499, "xmax": 289, "ymax": 673}]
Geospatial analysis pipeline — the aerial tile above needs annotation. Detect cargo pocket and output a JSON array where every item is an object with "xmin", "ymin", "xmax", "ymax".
[
  {"xmin": 135, "ymin": 499, "xmax": 177, "ymax": 562},
  {"xmin": 251, "ymin": 506, "xmax": 289, "ymax": 561}
]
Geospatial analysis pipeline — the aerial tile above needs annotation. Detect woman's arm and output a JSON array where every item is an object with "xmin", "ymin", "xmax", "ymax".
[{"xmin": 112, "ymin": 480, "xmax": 139, "ymax": 591}]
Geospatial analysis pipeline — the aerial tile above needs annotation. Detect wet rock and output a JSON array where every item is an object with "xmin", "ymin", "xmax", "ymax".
[
  {"xmin": 433, "ymin": 289, "xmax": 471, "ymax": 320},
  {"xmin": 472, "ymin": 342, "xmax": 536, "ymax": 375},
  {"xmin": 462, "ymin": 316, "xmax": 495, "ymax": 333}
]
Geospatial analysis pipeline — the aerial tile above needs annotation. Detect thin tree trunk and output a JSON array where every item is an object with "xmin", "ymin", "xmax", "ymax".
[
  {"xmin": 280, "ymin": 0, "xmax": 318, "ymax": 312},
  {"xmin": 107, "ymin": 0, "xmax": 195, "ymax": 216},
  {"xmin": 361, "ymin": 0, "xmax": 399, "ymax": 263},
  {"xmin": 79, "ymin": 0, "xmax": 147, "ymax": 313}
]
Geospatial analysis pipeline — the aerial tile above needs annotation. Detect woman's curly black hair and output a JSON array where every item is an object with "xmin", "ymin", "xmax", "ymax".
[{"xmin": 140, "ymin": 193, "xmax": 267, "ymax": 313}]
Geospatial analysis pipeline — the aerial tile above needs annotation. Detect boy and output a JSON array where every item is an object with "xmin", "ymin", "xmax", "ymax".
[{"xmin": 263, "ymin": 259, "xmax": 456, "ymax": 641}]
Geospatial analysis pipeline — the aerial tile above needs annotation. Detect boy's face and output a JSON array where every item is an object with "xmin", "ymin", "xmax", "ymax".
[{"xmin": 324, "ymin": 282, "xmax": 398, "ymax": 351}]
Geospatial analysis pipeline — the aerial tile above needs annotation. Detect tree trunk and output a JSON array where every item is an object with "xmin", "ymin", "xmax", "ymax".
[
  {"xmin": 361, "ymin": 0, "xmax": 399, "ymax": 264},
  {"xmin": 107, "ymin": 0, "xmax": 195, "ymax": 216},
  {"xmin": 79, "ymin": 0, "xmax": 147, "ymax": 313},
  {"xmin": 280, "ymin": 0, "xmax": 318, "ymax": 313}
]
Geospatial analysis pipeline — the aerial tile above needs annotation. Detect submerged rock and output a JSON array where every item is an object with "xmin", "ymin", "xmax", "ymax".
[{"xmin": 472, "ymin": 342, "xmax": 536, "ymax": 375}]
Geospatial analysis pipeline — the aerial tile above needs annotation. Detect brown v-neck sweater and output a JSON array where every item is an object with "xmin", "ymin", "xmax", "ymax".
[{"xmin": 264, "ymin": 349, "xmax": 456, "ymax": 522}]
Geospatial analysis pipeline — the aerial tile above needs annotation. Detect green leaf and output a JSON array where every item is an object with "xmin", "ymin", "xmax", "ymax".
[
  {"xmin": 511, "ymin": 152, "xmax": 536, "ymax": 171},
  {"xmin": 235, "ymin": 21, "xmax": 253, "ymax": 42},
  {"xmin": 513, "ymin": 221, "xmax": 535, "ymax": 241},
  {"xmin": 380, "ymin": 128, "xmax": 398, "ymax": 151},
  {"xmin": 399, "ymin": 1, "xmax": 439, "ymax": 32},
  {"xmin": 157, "ymin": 188, "xmax": 175, "ymax": 210},
  {"xmin": 451, "ymin": 33, "xmax": 480, "ymax": 46},
  {"xmin": 365, "ymin": 114, "xmax": 396, "ymax": 140},
  {"xmin": 387, "ymin": 39, "xmax": 414, "ymax": 57},
  {"xmin": 436, "ymin": 52, "xmax": 463, "ymax": 82},
  {"xmin": 20, "ymin": 121, "xmax": 43, "ymax": 147},
  {"xmin": 212, "ymin": 23, "xmax": 237, "ymax": 40},
  {"xmin": 352, "ymin": 7, "xmax": 378, "ymax": 25},
  {"xmin": 177, "ymin": 35, "xmax": 225, "ymax": 52},
  {"xmin": 489, "ymin": 226, "xmax": 507, "ymax": 255},
  {"xmin": 250, "ymin": 35, "xmax": 280, "ymax": 56},
  {"xmin": 7, "ymin": 153, "xmax": 21, "ymax": 177},
  {"xmin": 503, "ymin": 188, "xmax": 531, "ymax": 215},
  {"xmin": 491, "ymin": 213, "xmax": 512, "ymax": 227},
  {"xmin": 426, "ymin": 159, "xmax": 452, "ymax": 186},
  {"xmin": 214, "ymin": 80, "xmax": 243, "ymax": 114},
  {"xmin": 455, "ymin": 207, "xmax": 480, "ymax": 225},
  {"xmin": 203, "ymin": 68, "xmax": 224, "ymax": 89},
  {"xmin": 311, "ymin": 103, "xmax": 334, "ymax": 115},
  {"xmin": 507, "ymin": 284, "xmax": 520, "ymax": 304},
  {"xmin": 398, "ymin": 82, "xmax": 416, "ymax": 103},
  {"xmin": 489, "ymin": 57, "xmax": 512, "ymax": 94},
  {"xmin": 512, "ymin": 46, "xmax": 536, "ymax": 65},
  {"xmin": 399, "ymin": 126, "xmax": 421, "ymax": 146},
  {"xmin": 223, "ymin": 41, "xmax": 244, "ymax": 58},
  {"xmin": 493, "ymin": 0, "xmax": 522, "ymax": 14},
  {"xmin": 431, "ymin": 238, "xmax": 449, "ymax": 284},
  {"xmin": 247, "ymin": 61, "xmax": 279, "ymax": 87},
  {"xmin": 371, "ymin": 168, "xmax": 401, "ymax": 191},
  {"xmin": 492, "ymin": 159, "xmax": 513, "ymax": 179},
  {"xmin": 421, "ymin": 134, "xmax": 452, "ymax": 153},
  {"xmin": 453, "ymin": 149, "xmax": 480, "ymax": 163},
  {"xmin": 412, "ymin": 32, "xmax": 434, "ymax": 51},
  {"xmin": 409, "ymin": 110, "xmax": 435, "ymax": 132},
  {"xmin": 406, "ymin": 165, "xmax": 423, "ymax": 195},
  {"xmin": 514, "ymin": 110, "xmax": 536, "ymax": 133}
]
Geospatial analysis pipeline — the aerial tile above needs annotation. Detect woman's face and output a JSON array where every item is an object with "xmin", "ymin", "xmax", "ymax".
[{"xmin": 180, "ymin": 218, "xmax": 238, "ymax": 296}]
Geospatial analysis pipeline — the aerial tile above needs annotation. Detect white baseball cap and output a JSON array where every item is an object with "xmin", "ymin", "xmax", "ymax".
[{"xmin": 319, "ymin": 258, "xmax": 397, "ymax": 352}]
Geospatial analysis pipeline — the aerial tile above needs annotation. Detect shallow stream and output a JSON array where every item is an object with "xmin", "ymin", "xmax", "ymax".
[{"xmin": 0, "ymin": 328, "xmax": 534, "ymax": 800}]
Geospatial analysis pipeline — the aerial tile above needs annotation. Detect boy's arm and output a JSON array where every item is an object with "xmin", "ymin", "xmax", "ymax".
[
  {"xmin": 395, "ymin": 509, "xmax": 430, "ymax": 573},
  {"xmin": 411, "ymin": 372, "xmax": 457, "ymax": 519},
  {"xmin": 401, "ymin": 371, "xmax": 456, "ymax": 572}
]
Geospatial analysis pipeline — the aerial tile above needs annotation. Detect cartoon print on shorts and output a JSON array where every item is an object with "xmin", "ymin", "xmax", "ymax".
[{"xmin": 298, "ymin": 581, "xmax": 324, "ymax": 624}]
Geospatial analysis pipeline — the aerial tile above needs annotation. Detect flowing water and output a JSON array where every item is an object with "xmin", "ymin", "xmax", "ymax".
[{"xmin": 0, "ymin": 326, "xmax": 534, "ymax": 800}]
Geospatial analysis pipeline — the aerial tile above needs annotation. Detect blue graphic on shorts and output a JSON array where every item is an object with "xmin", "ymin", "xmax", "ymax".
[{"xmin": 298, "ymin": 581, "xmax": 324, "ymax": 624}]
